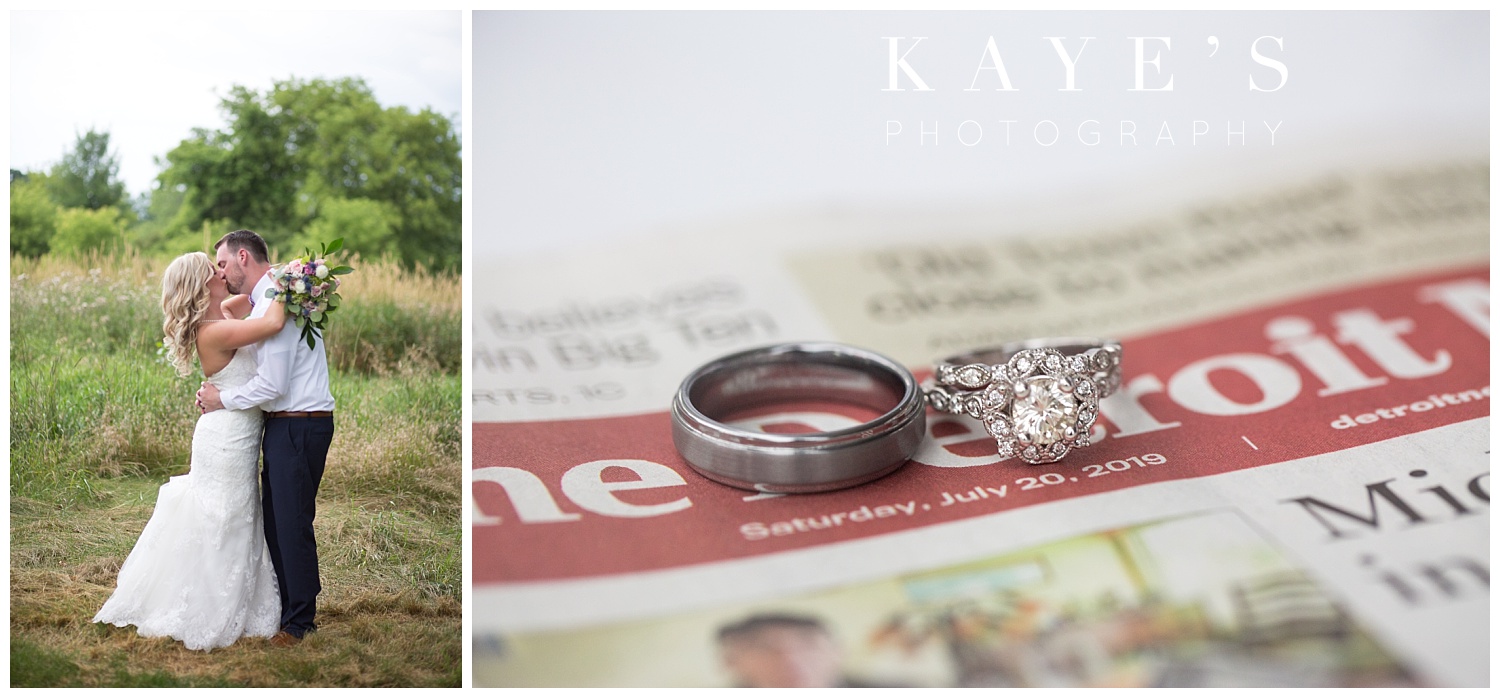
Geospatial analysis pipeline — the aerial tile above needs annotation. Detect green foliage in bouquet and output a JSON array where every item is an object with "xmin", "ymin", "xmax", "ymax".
[{"xmin": 266, "ymin": 237, "xmax": 356, "ymax": 350}]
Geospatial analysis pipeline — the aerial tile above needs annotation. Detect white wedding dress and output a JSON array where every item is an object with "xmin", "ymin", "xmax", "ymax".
[{"xmin": 93, "ymin": 348, "xmax": 281, "ymax": 651}]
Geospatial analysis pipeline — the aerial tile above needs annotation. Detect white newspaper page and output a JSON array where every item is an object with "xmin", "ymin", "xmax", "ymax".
[{"xmin": 472, "ymin": 163, "xmax": 1488, "ymax": 687}]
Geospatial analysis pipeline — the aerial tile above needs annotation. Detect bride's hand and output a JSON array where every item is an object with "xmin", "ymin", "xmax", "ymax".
[
  {"xmin": 264, "ymin": 297, "xmax": 288, "ymax": 332},
  {"xmin": 221, "ymin": 294, "xmax": 252, "ymax": 320}
]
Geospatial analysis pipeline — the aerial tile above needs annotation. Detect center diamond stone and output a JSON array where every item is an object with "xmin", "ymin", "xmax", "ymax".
[{"xmin": 1011, "ymin": 376, "xmax": 1076, "ymax": 446}]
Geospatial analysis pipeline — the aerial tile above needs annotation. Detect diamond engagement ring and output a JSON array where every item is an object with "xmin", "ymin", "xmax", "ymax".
[{"xmin": 925, "ymin": 338, "xmax": 1122, "ymax": 465}]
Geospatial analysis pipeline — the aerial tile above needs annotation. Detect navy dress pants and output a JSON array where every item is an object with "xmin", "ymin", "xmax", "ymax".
[{"xmin": 261, "ymin": 415, "xmax": 335, "ymax": 638}]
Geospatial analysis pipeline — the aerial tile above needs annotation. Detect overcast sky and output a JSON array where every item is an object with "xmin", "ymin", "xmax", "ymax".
[{"xmin": 10, "ymin": 10, "xmax": 461, "ymax": 199}]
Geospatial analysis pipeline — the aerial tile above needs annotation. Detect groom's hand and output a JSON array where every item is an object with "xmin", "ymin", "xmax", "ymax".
[{"xmin": 197, "ymin": 382, "xmax": 225, "ymax": 413}]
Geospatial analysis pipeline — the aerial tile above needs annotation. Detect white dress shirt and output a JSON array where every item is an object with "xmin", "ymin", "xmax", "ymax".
[{"xmin": 220, "ymin": 272, "xmax": 337, "ymax": 413}]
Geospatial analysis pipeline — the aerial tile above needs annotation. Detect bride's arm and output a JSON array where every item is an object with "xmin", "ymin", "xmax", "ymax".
[
  {"xmin": 201, "ymin": 298, "xmax": 289, "ymax": 351},
  {"xmin": 221, "ymin": 294, "xmax": 253, "ymax": 320}
]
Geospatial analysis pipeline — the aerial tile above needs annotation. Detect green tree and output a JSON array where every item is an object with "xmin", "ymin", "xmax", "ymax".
[
  {"xmin": 157, "ymin": 90, "xmax": 299, "ymax": 240},
  {"xmin": 128, "ymin": 181, "xmax": 189, "ymax": 253},
  {"xmin": 293, "ymin": 197, "xmax": 397, "ymax": 261},
  {"xmin": 48, "ymin": 129, "xmax": 127, "ymax": 211},
  {"xmin": 51, "ymin": 206, "xmax": 127, "ymax": 257},
  {"xmin": 157, "ymin": 77, "xmax": 460, "ymax": 270},
  {"xmin": 10, "ymin": 174, "xmax": 58, "ymax": 257}
]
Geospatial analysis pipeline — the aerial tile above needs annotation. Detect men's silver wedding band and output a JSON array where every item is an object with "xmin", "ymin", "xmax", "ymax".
[{"xmin": 671, "ymin": 342, "xmax": 926, "ymax": 494}]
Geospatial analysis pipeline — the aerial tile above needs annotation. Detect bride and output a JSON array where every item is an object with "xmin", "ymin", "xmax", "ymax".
[{"xmin": 94, "ymin": 251, "xmax": 287, "ymax": 651}]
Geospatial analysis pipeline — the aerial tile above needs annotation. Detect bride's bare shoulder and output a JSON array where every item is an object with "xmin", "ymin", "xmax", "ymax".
[{"xmin": 195, "ymin": 321, "xmax": 235, "ymax": 376}]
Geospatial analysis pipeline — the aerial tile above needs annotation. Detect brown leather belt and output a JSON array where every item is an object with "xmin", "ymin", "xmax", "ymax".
[{"xmin": 266, "ymin": 411, "xmax": 334, "ymax": 419}]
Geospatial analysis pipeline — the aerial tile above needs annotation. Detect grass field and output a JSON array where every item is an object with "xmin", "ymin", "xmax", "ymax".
[{"xmin": 9, "ymin": 252, "xmax": 461, "ymax": 687}]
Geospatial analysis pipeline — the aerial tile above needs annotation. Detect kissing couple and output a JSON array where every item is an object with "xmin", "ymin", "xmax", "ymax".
[{"xmin": 94, "ymin": 230, "xmax": 336, "ymax": 651}]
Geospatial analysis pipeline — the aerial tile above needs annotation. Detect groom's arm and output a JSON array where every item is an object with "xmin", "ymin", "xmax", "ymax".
[{"xmin": 214, "ymin": 329, "xmax": 296, "ymax": 412}]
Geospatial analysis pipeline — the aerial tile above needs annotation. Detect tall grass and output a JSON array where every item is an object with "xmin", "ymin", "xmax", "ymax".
[
  {"xmin": 9, "ymin": 251, "xmax": 461, "ymax": 687},
  {"xmin": 319, "ymin": 253, "xmax": 461, "ymax": 375},
  {"xmin": 10, "ymin": 250, "xmax": 461, "ymax": 375}
]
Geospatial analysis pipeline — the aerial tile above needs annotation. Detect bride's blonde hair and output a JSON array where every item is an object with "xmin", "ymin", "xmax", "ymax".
[{"xmin": 161, "ymin": 252, "xmax": 216, "ymax": 376}]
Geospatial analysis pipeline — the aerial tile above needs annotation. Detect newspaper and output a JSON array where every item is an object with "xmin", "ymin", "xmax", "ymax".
[{"xmin": 472, "ymin": 161, "xmax": 1488, "ymax": 687}]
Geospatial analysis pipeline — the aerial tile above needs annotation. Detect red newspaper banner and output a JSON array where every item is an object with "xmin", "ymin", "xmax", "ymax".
[{"xmin": 474, "ymin": 266, "xmax": 1489, "ymax": 583}]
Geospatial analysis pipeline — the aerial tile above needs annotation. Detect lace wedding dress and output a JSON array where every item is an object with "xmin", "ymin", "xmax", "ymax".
[{"xmin": 94, "ymin": 348, "xmax": 281, "ymax": 651}]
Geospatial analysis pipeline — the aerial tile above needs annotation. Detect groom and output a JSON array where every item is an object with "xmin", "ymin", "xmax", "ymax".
[{"xmin": 197, "ymin": 229, "xmax": 336, "ymax": 648}]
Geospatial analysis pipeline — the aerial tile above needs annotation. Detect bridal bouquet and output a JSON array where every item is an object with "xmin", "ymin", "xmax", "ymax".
[{"xmin": 266, "ymin": 238, "xmax": 355, "ymax": 350}]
